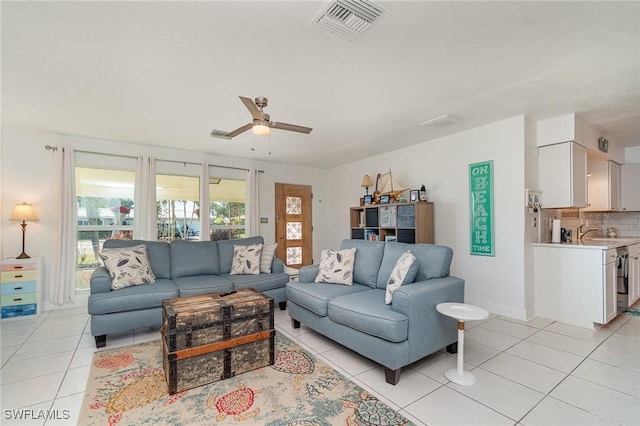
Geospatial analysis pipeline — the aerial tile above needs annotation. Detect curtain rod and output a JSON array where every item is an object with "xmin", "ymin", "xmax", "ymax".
[{"xmin": 44, "ymin": 145, "xmax": 262, "ymax": 173}]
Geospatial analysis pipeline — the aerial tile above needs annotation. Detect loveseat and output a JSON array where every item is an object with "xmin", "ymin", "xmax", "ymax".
[
  {"xmin": 88, "ymin": 236, "xmax": 289, "ymax": 348},
  {"xmin": 286, "ymin": 239, "xmax": 464, "ymax": 385}
]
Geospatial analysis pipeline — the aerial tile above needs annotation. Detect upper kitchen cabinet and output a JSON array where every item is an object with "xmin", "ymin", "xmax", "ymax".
[
  {"xmin": 585, "ymin": 160, "xmax": 621, "ymax": 211},
  {"xmin": 621, "ymin": 164, "xmax": 640, "ymax": 211},
  {"xmin": 539, "ymin": 141, "xmax": 588, "ymax": 208}
]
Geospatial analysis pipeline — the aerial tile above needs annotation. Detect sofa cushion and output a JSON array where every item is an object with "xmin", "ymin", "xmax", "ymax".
[
  {"xmin": 385, "ymin": 250, "xmax": 417, "ymax": 304},
  {"xmin": 377, "ymin": 242, "xmax": 423, "ymax": 288},
  {"xmin": 88, "ymin": 278, "xmax": 178, "ymax": 315},
  {"xmin": 230, "ymin": 243, "xmax": 262, "ymax": 275},
  {"xmin": 408, "ymin": 244, "xmax": 454, "ymax": 281},
  {"xmin": 328, "ymin": 290, "xmax": 409, "ymax": 343},
  {"xmin": 172, "ymin": 275, "xmax": 234, "ymax": 297},
  {"xmin": 286, "ymin": 282, "xmax": 370, "ymax": 317},
  {"xmin": 103, "ymin": 239, "xmax": 171, "ymax": 279},
  {"xmin": 99, "ymin": 244, "xmax": 156, "ymax": 290},
  {"xmin": 315, "ymin": 248, "xmax": 356, "ymax": 285},
  {"xmin": 218, "ymin": 236, "xmax": 265, "ymax": 274},
  {"xmin": 170, "ymin": 240, "xmax": 219, "ymax": 278},
  {"xmin": 260, "ymin": 243, "xmax": 278, "ymax": 273},
  {"xmin": 340, "ymin": 239, "xmax": 385, "ymax": 288},
  {"xmin": 222, "ymin": 272, "xmax": 289, "ymax": 293}
]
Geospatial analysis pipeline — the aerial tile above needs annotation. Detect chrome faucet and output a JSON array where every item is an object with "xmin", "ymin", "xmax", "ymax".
[{"xmin": 578, "ymin": 224, "xmax": 601, "ymax": 240}]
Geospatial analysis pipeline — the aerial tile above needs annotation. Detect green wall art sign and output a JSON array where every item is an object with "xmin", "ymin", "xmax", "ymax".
[{"xmin": 469, "ymin": 160, "xmax": 494, "ymax": 256}]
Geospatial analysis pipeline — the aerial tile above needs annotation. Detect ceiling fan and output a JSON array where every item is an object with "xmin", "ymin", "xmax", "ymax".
[{"xmin": 210, "ymin": 96, "xmax": 313, "ymax": 140}]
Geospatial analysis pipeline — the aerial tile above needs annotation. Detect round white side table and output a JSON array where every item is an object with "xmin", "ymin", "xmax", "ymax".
[{"xmin": 436, "ymin": 302, "xmax": 489, "ymax": 386}]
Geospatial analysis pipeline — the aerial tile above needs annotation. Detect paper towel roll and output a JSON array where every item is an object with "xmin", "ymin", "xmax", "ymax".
[{"xmin": 552, "ymin": 219, "xmax": 561, "ymax": 243}]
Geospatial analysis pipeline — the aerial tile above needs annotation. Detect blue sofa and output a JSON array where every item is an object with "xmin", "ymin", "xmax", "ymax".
[
  {"xmin": 88, "ymin": 236, "xmax": 289, "ymax": 348},
  {"xmin": 286, "ymin": 239, "xmax": 464, "ymax": 385}
]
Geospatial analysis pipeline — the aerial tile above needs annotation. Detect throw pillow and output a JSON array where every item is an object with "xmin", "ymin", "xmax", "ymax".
[
  {"xmin": 315, "ymin": 247, "xmax": 356, "ymax": 285},
  {"xmin": 385, "ymin": 250, "xmax": 417, "ymax": 304},
  {"xmin": 230, "ymin": 244, "xmax": 263, "ymax": 275},
  {"xmin": 260, "ymin": 243, "xmax": 278, "ymax": 274},
  {"xmin": 99, "ymin": 244, "xmax": 156, "ymax": 290}
]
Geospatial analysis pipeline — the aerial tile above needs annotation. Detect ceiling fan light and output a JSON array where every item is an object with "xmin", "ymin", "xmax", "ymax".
[{"xmin": 252, "ymin": 122, "xmax": 271, "ymax": 135}]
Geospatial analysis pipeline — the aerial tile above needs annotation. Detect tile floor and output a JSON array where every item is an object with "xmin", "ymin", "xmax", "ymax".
[{"xmin": 1, "ymin": 303, "xmax": 638, "ymax": 425}]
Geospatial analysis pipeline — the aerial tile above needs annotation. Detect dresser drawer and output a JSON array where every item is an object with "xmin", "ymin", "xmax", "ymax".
[
  {"xmin": 1, "ymin": 281, "xmax": 37, "ymax": 295},
  {"xmin": 2, "ymin": 304, "xmax": 37, "ymax": 318},
  {"xmin": 1, "ymin": 270, "xmax": 37, "ymax": 283},
  {"xmin": 1, "ymin": 263, "xmax": 37, "ymax": 272},
  {"xmin": 1, "ymin": 293, "xmax": 37, "ymax": 307}
]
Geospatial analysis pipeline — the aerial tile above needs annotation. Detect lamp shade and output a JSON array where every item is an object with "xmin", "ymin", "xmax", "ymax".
[
  {"xmin": 361, "ymin": 175, "xmax": 373, "ymax": 188},
  {"xmin": 10, "ymin": 203, "xmax": 38, "ymax": 222}
]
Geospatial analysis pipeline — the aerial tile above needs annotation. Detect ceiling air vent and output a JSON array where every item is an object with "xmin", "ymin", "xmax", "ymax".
[
  {"xmin": 312, "ymin": 0, "xmax": 389, "ymax": 41},
  {"xmin": 420, "ymin": 114, "xmax": 464, "ymax": 129}
]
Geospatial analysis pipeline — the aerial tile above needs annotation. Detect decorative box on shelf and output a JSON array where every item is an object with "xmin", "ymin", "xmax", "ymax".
[{"xmin": 1, "ymin": 257, "xmax": 43, "ymax": 319}]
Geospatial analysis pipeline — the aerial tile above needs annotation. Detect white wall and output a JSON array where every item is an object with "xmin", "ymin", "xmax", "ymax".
[
  {"xmin": 626, "ymin": 146, "xmax": 640, "ymax": 164},
  {"xmin": 325, "ymin": 116, "xmax": 530, "ymax": 320},
  {"xmin": 1, "ymin": 127, "xmax": 328, "ymax": 311}
]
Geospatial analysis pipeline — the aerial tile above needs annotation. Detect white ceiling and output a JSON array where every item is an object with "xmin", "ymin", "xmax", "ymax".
[{"xmin": 2, "ymin": 1, "xmax": 639, "ymax": 168}]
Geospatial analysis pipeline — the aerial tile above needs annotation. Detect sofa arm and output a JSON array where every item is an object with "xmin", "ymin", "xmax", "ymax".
[
  {"xmin": 90, "ymin": 267, "xmax": 112, "ymax": 294},
  {"xmin": 392, "ymin": 276, "xmax": 465, "ymax": 357},
  {"xmin": 272, "ymin": 258, "xmax": 285, "ymax": 274},
  {"xmin": 299, "ymin": 264, "xmax": 320, "ymax": 283}
]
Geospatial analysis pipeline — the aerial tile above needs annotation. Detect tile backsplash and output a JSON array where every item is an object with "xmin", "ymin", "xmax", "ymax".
[{"xmin": 540, "ymin": 209, "xmax": 640, "ymax": 242}]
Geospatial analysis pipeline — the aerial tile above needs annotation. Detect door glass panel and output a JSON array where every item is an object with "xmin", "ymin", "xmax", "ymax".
[
  {"xmin": 286, "ymin": 222, "xmax": 302, "ymax": 240},
  {"xmin": 287, "ymin": 247, "xmax": 302, "ymax": 265},
  {"xmin": 156, "ymin": 175, "xmax": 199, "ymax": 241},
  {"xmin": 286, "ymin": 196, "xmax": 302, "ymax": 214}
]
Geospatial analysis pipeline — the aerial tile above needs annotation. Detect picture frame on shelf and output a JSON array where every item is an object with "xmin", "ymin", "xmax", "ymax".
[
  {"xmin": 379, "ymin": 194, "xmax": 390, "ymax": 204},
  {"xmin": 385, "ymin": 235, "xmax": 397, "ymax": 242},
  {"xmin": 409, "ymin": 190, "xmax": 419, "ymax": 202},
  {"xmin": 364, "ymin": 195, "xmax": 373, "ymax": 205}
]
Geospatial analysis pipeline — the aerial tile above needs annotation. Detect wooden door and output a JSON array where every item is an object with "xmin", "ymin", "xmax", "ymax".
[{"xmin": 275, "ymin": 183, "xmax": 313, "ymax": 269}]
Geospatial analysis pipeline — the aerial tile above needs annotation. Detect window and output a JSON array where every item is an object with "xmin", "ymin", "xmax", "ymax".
[
  {"xmin": 75, "ymin": 166, "xmax": 135, "ymax": 291},
  {"xmin": 208, "ymin": 177, "xmax": 246, "ymax": 241},
  {"xmin": 156, "ymin": 174, "xmax": 200, "ymax": 241}
]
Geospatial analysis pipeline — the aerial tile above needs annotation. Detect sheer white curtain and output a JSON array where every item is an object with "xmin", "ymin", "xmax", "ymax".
[
  {"xmin": 133, "ymin": 156, "xmax": 156, "ymax": 240},
  {"xmin": 246, "ymin": 168, "xmax": 261, "ymax": 236},
  {"xmin": 199, "ymin": 163, "xmax": 211, "ymax": 241},
  {"xmin": 49, "ymin": 147, "xmax": 77, "ymax": 304}
]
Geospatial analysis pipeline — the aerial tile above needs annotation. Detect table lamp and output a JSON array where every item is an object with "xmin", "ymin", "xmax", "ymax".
[
  {"xmin": 361, "ymin": 174, "xmax": 373, "ymax": 195},
  {"xmin": 10, "ymin": 202, "xmax": 38, "ymax": 259}
]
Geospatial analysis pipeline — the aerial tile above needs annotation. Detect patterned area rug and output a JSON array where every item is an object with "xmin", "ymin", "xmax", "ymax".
[
  {"xmin": 621, "ymin": 306, "xmax": 640, "ymax": 317},
  {"xmin": 79, "ymin": 332, "xmax": 413, "ymax": 425}
]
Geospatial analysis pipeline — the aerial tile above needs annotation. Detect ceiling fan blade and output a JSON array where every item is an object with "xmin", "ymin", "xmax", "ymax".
[
  {"xmin": 226, "ymin": 123, "xmax": 253, "ymax": 138},
  {"xmin": 239, "ymin": 96, "xmax": 264, "ymax": 121},
  {"xmin": 272, "ymin": 122, "xmax": 313, "ymax": 134}
]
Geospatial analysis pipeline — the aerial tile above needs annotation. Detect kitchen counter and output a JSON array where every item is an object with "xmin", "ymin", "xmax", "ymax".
[{"xmin": 533, "ymin": 237, "xmax": 640, "ymax": 249}]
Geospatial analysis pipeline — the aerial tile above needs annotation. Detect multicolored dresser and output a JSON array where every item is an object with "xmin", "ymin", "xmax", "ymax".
[{"xmin": 1, "ymin": 258, "xmax": 43, "ymax": 319}]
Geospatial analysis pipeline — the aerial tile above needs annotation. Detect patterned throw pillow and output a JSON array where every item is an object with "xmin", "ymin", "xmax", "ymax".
[
  {"xmin": 230, "ymin": 244, "xmax": 263, "ymax": 275},
  {"xmin": 315, "ymin": 247, "xmax": 356, "ymax": 285},
  {"xmin": 260, "ymin": 243, "xmax": 278, "ymax": 274},
  {"xmin": 385, "ymin": 250, "xmax": 417, "ymax": 304},
  {"xmin": 99, "ymin": 244, "xmax": 156, "ymax": 290}
]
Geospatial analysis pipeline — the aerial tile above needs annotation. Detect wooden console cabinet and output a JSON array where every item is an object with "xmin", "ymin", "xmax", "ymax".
[{"xmin": 350, "ymin": 202, "xmax": 434, "ymax": 243}]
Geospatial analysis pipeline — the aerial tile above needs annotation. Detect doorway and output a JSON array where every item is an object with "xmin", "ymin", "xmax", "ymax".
[{"xmin": 274, "ymin": 183, "xmax": 313, "ymax": 269}]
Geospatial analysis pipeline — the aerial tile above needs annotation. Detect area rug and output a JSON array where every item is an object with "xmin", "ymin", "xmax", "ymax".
[
  {"xmin": 79, "ymin": 332, "xmax": 413, "ymax": 425},
  {"xmin": 621, "ymin": 306, "xmax": 640, "ymax": 317}
]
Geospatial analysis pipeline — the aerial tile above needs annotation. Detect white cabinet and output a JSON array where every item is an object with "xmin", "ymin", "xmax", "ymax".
[
  {"xmin": 621, "ymin": 164, "xmax": 640, "ymax": 211},
  {"xmin": 586, "ymin": 160, "xmax": 621, "ymax": 211},
  {"xmin": 534, "ymin": 245, "xmax": 615, "ymax": 329},
  {"xmin": 629, "ymin": 243, "xmax": 640, "ymax": 306},
  {"xmin": 539, "ymin": 142, "xmax": 588, "ymax": 208}
]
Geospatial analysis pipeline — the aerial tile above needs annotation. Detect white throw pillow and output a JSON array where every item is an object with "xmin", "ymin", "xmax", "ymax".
[
  {"xmin": 260, "ymin": 243, "xmax": 278, "ymax": 274},
  {"xmin": 99, "ymin": 244, "xmax": 156, "ymax": 290},
  {"xmin": 315, "ymin": 247, "xmax": 356, "ymax": 285},
  {"xmin": 385, "ymin": 250, "xmax": 417, "ymax": 304},
  {"xmin": 230, "ymin": 244, "xmax": 263, "ymax": 275}
]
